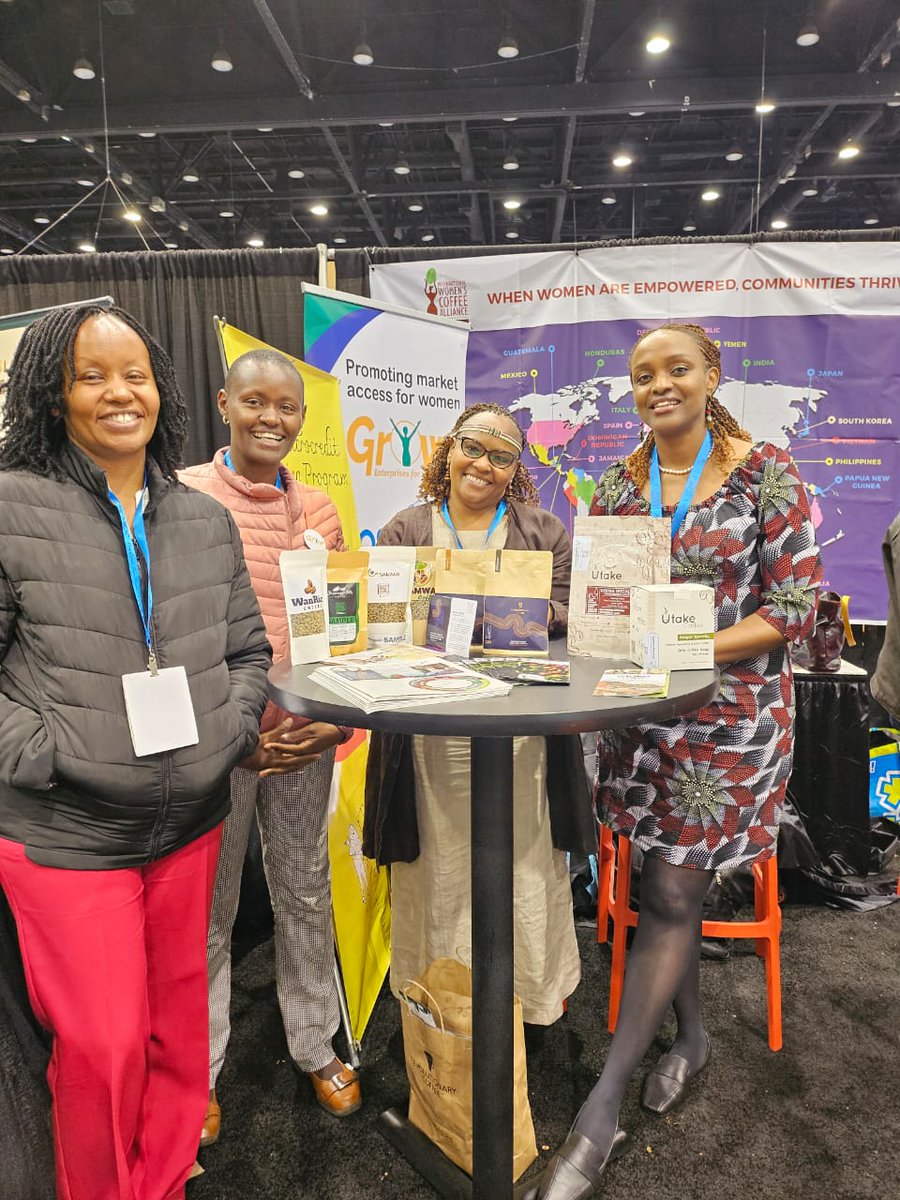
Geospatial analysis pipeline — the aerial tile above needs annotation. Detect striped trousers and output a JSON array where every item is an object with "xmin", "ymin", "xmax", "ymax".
[{"xmin": 207, "ymin": 752, "xmax": 339, "ymax": 1082}]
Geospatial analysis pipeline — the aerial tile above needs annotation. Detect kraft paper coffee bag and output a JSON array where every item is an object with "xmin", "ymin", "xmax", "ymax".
[{"xmin": 483, "ymin": 549, "xmax": 553, "ymax": 657}]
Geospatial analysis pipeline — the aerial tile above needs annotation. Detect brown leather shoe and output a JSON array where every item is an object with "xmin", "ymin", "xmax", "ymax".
[
  {"xmin": 309, "ymin": 1063, "xmax": 362, "ymax": 1118},
  {"xmin": 200, "ymin": 1089, "xmax": 220, "ymax": 1147}
]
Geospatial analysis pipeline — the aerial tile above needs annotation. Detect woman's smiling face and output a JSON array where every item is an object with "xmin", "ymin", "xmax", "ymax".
[
  {"xmin": 447, "ymin": 413, "xmax": 522, "ymax": 515},
  {"xmin": 630, "ymin": 328, "xmax": 720, "ymax": 441}
]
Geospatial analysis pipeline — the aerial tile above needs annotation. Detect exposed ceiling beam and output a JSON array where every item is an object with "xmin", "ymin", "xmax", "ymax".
[
  {"xmin": 251, "ymin": 0, "xmax": 315, "ymax": 99},
  {"xmin": 3, "ymin": 71, "xmax": 899, "ymax": 141},
  {"xmin": 0, "ymin": 210, "xmax": 63, "ymax": 253},
  {"xmin": 321, "ymin": 128, "xmax": 388, "ymax": 246},
  {"xmin": 445, "ymin": 121, "xmax": 486, "ymax": 243},
  {"xmin": 550, "ymin": 0, "xmax": 597, "ymax": 242}
]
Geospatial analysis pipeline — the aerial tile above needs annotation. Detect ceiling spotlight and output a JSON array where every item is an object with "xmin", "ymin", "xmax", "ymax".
[
  {"xmin": 178, "ymin": 220, "xmax": 189, "ymax": 232},
  {"xmin": 288, "ymin": 167, "xmax": 305, "ymax": 179},
  {"xmin": 122, "ymin": 208, "xmax": 142, "ymax": 223},
  {"xmin": 219, "ymin": 208, "xmax": 236, "ymax": 218},
  {"xmin": 211, "ymin": 45, "xmax": 233, "ymax": 72},
  {"xmin": 701, "ymin": 188, "xmax": 721, "ymax": 202},
  {"xmin": 148, "ymin": 195, "xmax": 166, "ymax": 213},
  {"xmin": 863, "ymin": 213, "xmax": 879, "ymax": 225},
  {"xmin": 16, "ymin": 88, "xmax": 31, "ymax": 102},
  {"xmin": 310, "ymin": 203, "xmax": 329, "ymax": 216},
  {"xmin": 407, "ymin": 200, "xmax": 424, "ymax": 212},
  {"xmin": 770, "ymin": 214, "xmax": 789, "ymax": 229},
  {"xmin": 73, "ymin": 57, "xmax": 96, "ymax": 81},
  {"xmin": 77, "ymin": 240, "xmax": 96, "ymax": 253},
  {"xmin": 1, "ymin": 247, "xmax": 15, "ymax": 255},
  {"xmin": 501, "ymin": 116, "xmax": 518, "ymax": 122},
  {"xmin": 120, "ymin": 172, "xmax": 133, "ymax": 185},
  {"xmin": 887, "ymin": 98, "xmax": 900, "ymax": 107},
  {"xmin": 246, "ymin": 235, "xmax": 265, "ymax": 247},
  {"xmin": 628, "ymin": 110, "xmax": 646, "ymax": 117},
  {"xmin": 76, "ymin": 178, "xmax": 95, "ymax": 187},
  {"xmin": 796, "ymin": 24, "xmax": 819, "ymax": 47},
  {"xmin": 421, "ymin": 230, "xmax": 435, "ymax": 242},
  {"xmin": 801, "ymin": 182, "xmax": 819, "ymax": 197},
  {"xmin": 502, "ymin": 153, "xmax": 520, "ymax": 171},
  {"xmin": 257, "ymin": 126, "xmax": 274, "ymax": 133},
  {"xmin": 333, "ymin": 235, "xmax": 348, "ymax": 244},
  {"xmin": 682, "ymin": 216, "xmax": 697, "ymax": 232},
  {"xmin": 502, "ymin": 198, "xmax": 522, "ymax": 210},
  {"xmin": 838, "ymin": 141, "xmax": 860, "ymax": 160},
  {"xmin": 377, "ymin": 121, "xmax": 395, "ymax": 128},
  {"xmin": 34, "ymin": 211, "xmax": 50, "ymax": 224},
  {"xmin": 352, "ymin": 41, "xmax": 374, "ymax": 66},
  {"xmin": 646, "ymin": 33, "xmax": 671, "ymax": 54},
  {"xmin": 497, "ymin": 34, "xmax": 519, "ymax": 59},
  {"xmin": 505, "ymin": 230, "xmax": 520, "ymax": 239},
  {"xmin": 393, "ymin": 158, "xmax": 411, "ymax": 176},
  {"xmin": 611, "ymin": 151, "xmax": 633, "ymax": 168},
  {"xmin": 182, "ymin": 170, "xmax": 200, "ymax": 182},
  {"xmin": 755, "ymin": 101, "xmax": 776, "ymax": 114},
  {"xmin": 138, "ymin": 131, "xmax": 156, "ymax": 138},
  {"xmin": 725, "ymin": 142, "xmax": 744, "ymax": 162},
  {"xmin": 20, "ymin": 137, "xmax": 37, "ymax": 144},
  {"xmin": 164, "ymin": 241, "xmax": 179, "ymax": 249},
  {"xmin": 600, "ymin": 192, "xmax": 616, "ymax": 205}
]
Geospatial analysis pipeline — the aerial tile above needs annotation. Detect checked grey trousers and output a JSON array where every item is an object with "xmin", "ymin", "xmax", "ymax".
[{"xmin": 207, "ymin": 751, "xmax": 340, "ymax": 1084}]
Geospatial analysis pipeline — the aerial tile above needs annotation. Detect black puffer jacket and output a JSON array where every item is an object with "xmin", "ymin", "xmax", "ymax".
[{"xmin": 0, "ymin": 445, "xmax": 271, "ymax": 869}]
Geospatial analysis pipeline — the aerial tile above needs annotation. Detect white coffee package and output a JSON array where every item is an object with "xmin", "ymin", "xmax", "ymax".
[
  {"xmin": 630, "ymin": 583, "xmax": 716, "ymax": 670},
  {"xmin": 280, "ymin": 549, "xmax": 330, "ymax": 663},
  {"xmin": 367, "ymin": 546, "xmax": 416, "ymax": 646},
  {"xmin": 567, "ymin": 516, "xmax": 671, "ymax": 658}
]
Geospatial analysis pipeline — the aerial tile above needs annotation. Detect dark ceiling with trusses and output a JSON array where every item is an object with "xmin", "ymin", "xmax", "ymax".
[{"xmin": 0, "ymin": 0, "xmax": 898, "ymax": 256}]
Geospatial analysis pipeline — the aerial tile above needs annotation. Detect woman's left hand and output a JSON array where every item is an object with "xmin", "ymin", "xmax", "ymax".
[{"xmin": 262, "ymin": 721, "xmax": 344, "ymax": 773}]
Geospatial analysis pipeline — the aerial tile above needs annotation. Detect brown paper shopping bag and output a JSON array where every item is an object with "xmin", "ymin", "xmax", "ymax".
[{"xmin": 399, "ymin": 957, "xmax": 537, "ymax": 1181}]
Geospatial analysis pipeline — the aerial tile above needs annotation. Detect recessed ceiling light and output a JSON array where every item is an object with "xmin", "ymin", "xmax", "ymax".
[
  {"xmin": 77, "ymin": 240, "xmax": 96, "ymax": 252},
  {"xmin": 497, "ymin": 34, "xmax": 519, "ymax": 59},
  {"xmin": 164, "ymin": 241, "xmax": 179, "ymax": 249},
  {"xmin": 862, "ymin": 213, "xmax": 879, "ymax": 225},
  {"xmin": 246, "ymin": 235, "xmax": 265, "ymax": 247},
  {"xmin": 288, "ymin": 168, "xmax": 305, "ymax": 179},
  {"xmin": 770, "ymin": 215, "xmax": 788, "ymax": 230},
  {"xmin": 601, "ymin": 192, "xmax": 616, "ymax": 205},
  {"xmin": 421, "ymin": 231, "xmax": 435, "ymax": 242},
  {"xmin": 76, "ymin": 178, "xmax": 95, "ymax": 188},
  {"xmin": 801, "ymin": 183, "xmax": 819, "ymax": 197},
  {"xmin": 219, "ymin": 208, "xmax": 236, "ymax": 218},
  {"xmin": 138, "ymin": 131, "xmax": 156, "ymax": 138},
  {"xmin": 505, "ymin": 230, "xmax": 520, "ymax": 239},
  {"xmin": 407, "ymin": 200, "xmax": 424, "ymax": 212},
  {"xmin": 502, "ymin": 153, "xmax": 520, "ymax": 171},
  {"xmin": 182, "ymin": 171, "xmax": 200, "ymax": 182},
  {"xmin": 352, "ymin": 42, "xmax": 374, "ymax": 66},
  {"xmin": 20, "ymin": 137, "xmax": 37, "ymax": 144},
  {"xmin": 837, "ymin": 142, "xmax": 860, "ymax": 160},
  {"xmin": 612, "ymin": 151, "xmax": 633, "ymax": 168},
  {"xmin": 501, "ymin": 116, "xmax": 518, "ymax": 123},
  {"xmin": 755, "ymin": 101, "xmax": 776, "ymax": 114},
  {"xmin": 393, "ymin": 158, "xmax": 411, "ymax": 176},
  {"xmin": 73, "ymin": 57, "xmax": 96, "ymax": 81},
  {"xmin": 377, "ymin": 121, "xmax": 395, "ymax": 128},
  {"xmin": 683, "ymin": 217, "xmax": 697, "ymax": 232},
  {"xmin": 725, "ymin": 142, "xmax": 744, "ymax": 162},
  {"xmin": 701, "ymin": 188, "xmax": 721, "ymax": 202},
  {"xmin": 122, "ymin": 208, "xmax": 142, "ymax": 223},
  {"xmin": 256, "ymin": 126, "xmax": 274, "ymax": 133},
  {"xmin": 333, "ymin": 235, "xmax": 348, "ymax": 244},
  {"xmin": 502, "ymin": 198, "xmax": 522, "ymax": 210},
  {"xmin": 211, "ymin": 46, "xmax": 233, "ymax": 72},
  {"xmin": 1, "ymin": 247, "xmax": 15, "ymax": 255},
  {"xmin": 33, "ymin": 211, "xmax": 50, "ymax": 224},
  {"xmin": 646, "ymin": 34, "xmax": 670, "ymax": 54},
  {"xmin": 310, "ymin": 203, "xmax": 329, "ymax": 216},
  {"xmin": 887, "ymin": 99, "xmax": 900, "ymax": 107},
  {"xmin": 796, "ymin": 24, "xmax": 819, "ymax": 47}
]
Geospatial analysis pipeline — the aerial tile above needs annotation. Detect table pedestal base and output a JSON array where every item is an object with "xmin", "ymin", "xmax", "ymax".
[{"xmin": 377, "ymin": 1108, "xmax": 473, "ymax": 1199}]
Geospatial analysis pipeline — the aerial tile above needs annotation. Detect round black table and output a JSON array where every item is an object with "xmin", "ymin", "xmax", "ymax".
[{"xmin": 269, "ymin": 648, "xmax": 718, "ymax": 1200}]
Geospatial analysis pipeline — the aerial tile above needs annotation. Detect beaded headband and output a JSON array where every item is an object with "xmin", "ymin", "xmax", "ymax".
[{"xmin": 454, "ymin": 423, "xmax": 523, "ymax": 451}]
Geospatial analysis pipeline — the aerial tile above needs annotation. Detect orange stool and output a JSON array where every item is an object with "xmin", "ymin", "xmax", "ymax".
[{"xmin": 597, "ymin": 828, "xmax": 783, "ymax": 1052}]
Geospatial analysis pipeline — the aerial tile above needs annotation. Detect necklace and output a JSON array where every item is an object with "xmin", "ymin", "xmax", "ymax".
[{"xmin": 658, "ymin": 464, "xmax": 693, "ymax": 476}]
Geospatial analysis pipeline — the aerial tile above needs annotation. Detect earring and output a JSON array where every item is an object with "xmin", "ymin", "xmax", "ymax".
[
  {"xmin": 705, "ymin": 396, "xmax": 713, "ymax": 426},
  {"xmin": 222, "ymin": 414, "xmax": 229, "ymax": 425}
]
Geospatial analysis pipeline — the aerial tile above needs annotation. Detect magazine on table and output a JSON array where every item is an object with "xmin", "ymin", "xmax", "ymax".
[
  {"xmin": 309, "ymin": 644, "xmax": 512, "ymax": 713},
  {"xmin": 463, "ymin": 657, "xmax": 571, "ymax": 685}
]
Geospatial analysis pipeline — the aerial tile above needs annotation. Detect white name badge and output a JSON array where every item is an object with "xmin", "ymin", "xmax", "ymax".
[
  {"xmin": 122, "ymin": 666, "xmax": 200, "ymax": 757},
  {"xmin": 304, "ymin": 529, "xmax": 325, "ymax": 549}
]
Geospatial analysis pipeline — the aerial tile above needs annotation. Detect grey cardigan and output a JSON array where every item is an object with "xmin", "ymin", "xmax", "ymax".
[
  {"xmin": 0, "ymin": 445, "xmax": 271, "ymax": 869},
  {"xmin": 871, "ymin": 513, "xmax": 900, "ymax": 718}
]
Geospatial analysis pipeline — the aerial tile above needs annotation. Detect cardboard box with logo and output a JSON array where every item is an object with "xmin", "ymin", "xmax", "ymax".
[{"xmin": 630, "ymin": 583, "xmax": 715, "ymax": 670}]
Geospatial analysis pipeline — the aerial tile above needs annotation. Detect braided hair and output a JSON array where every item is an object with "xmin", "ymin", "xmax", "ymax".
[
  {"xmin": 0, "ymin": 303, "xmax": 187, "ymax": 482},
  {"xmin": 417, "ymin": 402, "xmax": 540, "ymax": 506},
  {"xmin": 624, "ymin": 322, "xmax": 751, "ymax": 488}
]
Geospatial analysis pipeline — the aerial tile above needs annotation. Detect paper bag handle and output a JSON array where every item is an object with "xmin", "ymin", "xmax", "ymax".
[
  {"xmin": 839, "ymin": 595, "xmax": 856, "ymax": 646},
  {"xmin": 399, "ymin": 979, "xmax": 446, "ymax": 1035}
]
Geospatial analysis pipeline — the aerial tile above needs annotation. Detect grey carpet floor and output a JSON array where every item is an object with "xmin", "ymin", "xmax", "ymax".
[{"xmin": 191, "ymin": 901, "xmax": 900, "ymax": 1200}]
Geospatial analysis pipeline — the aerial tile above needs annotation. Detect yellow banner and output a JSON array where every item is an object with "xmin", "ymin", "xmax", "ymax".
[
  {"xmin": 215, "ymin": 319, "xmax": 389, "ymax": 1043},
  {"xmin": 216, "ymin": 320, "xmax": 360, "ymax": 548}
]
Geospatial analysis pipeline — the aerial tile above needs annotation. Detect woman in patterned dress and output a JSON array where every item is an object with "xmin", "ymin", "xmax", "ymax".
[{"xmin": 520, "ymin": 324, "xmax": 822, "ymax": 1200}]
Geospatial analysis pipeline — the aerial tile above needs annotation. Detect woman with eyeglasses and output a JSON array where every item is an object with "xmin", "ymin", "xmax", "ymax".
[{"xmin": 363, "ymin": 403, "xmax": 594, "ymax": 1025}]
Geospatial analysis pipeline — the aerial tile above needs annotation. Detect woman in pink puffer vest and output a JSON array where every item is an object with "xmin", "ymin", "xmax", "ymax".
[{"xmin": 181, "ymin": 348, "xmax": 362, "ymax": 1147}]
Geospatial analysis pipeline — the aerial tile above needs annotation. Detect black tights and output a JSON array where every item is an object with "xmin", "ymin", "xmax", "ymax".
[{"xmin": 575, "ymin": 853, "xmax": 713, "ymax": 1153}]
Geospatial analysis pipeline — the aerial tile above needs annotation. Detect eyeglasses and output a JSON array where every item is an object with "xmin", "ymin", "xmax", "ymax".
[{"xmin": 453, "ymin": 434, "xmax": 519, "ymax": 469}]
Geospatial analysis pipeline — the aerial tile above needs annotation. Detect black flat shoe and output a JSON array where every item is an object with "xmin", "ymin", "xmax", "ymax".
[
  {"xmin": 515, "ymin": 1127, "xmax": 628, "ymax": 1200},
  {"xmin": 641, "ymin": 1033, "xmax": 711, "ymax": 1115}
]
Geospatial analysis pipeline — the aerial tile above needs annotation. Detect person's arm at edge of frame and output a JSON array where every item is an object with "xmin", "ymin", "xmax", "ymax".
[{"xmin": 0, "ymin": 560, "xmax": 55, "ymax": 789}]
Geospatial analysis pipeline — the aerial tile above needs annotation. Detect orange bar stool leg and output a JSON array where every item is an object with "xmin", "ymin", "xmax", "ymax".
[
  {"xmin": 607, "ymin": 836, "xmax": 634, "ymax": 1034},
  {"xmin": 596, "ymin": 825, "xmax": 614, "ymax": 944}
]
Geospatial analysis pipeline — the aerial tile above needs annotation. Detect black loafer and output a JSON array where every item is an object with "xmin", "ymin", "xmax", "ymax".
[
  {"xmin": 515, "ymin": 1127, "xmax": 628, "ymax": 1200},
  {"xmin": 641, "ymin": 1034, "xmax": 711, "ymax": 1115}
]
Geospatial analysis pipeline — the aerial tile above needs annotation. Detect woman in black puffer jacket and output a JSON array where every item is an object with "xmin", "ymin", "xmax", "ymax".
[{"xmin": 0, "ymin": 303, "xmax": 271, "ymax": 1200}]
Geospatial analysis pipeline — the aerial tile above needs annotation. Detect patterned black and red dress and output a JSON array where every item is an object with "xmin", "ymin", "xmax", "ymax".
[{"xmin": 589, "ymin": 442, "xmax": 822, "ymax": 871}]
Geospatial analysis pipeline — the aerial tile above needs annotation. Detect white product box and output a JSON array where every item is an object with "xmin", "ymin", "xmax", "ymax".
[{"xmin": 629, "ymin": 584, "xmax": 715, "ymax": 670}]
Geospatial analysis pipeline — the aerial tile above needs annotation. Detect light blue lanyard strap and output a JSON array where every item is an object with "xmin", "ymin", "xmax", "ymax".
[
  {"xmin": 223, "ymin": 447, "xmax": 283, "ymax": 490},
  {"xmin": 441, "ymin": 498, "xmax": 507, "ymax": 549},
  {"xmin": 650, "ymin": 429, "xmax": 712, "ymax": 541},
  {"xmin": 108, "ymin": 479, "xmax": 156, "ymax": 671}
]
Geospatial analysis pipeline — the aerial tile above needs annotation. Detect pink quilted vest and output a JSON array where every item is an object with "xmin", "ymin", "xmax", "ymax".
[{"xmin": 180, "ymin": 449, "xmax": 344, "ymax": 731}]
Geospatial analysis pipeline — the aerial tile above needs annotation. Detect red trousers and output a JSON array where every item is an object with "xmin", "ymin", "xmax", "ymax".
[{"xmin": 0, "ymin": 826, "xmax": 221, "ymax": 1200}]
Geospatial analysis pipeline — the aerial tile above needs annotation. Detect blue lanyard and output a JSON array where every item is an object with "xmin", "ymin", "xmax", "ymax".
[
  {"xmin": 650, "ymin": 429, "xmax": 712, "ymax": 541},
  {"xmin": 223, "ymin": 447, "xmax": 283, "ymax": 490},
  {"xmin": 441, "ymin": 498, "xmax": 507, "ymax": 549},
  {"xmin": 107, "ymin": 479, "xmax": 156, "ymax": 673}
]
